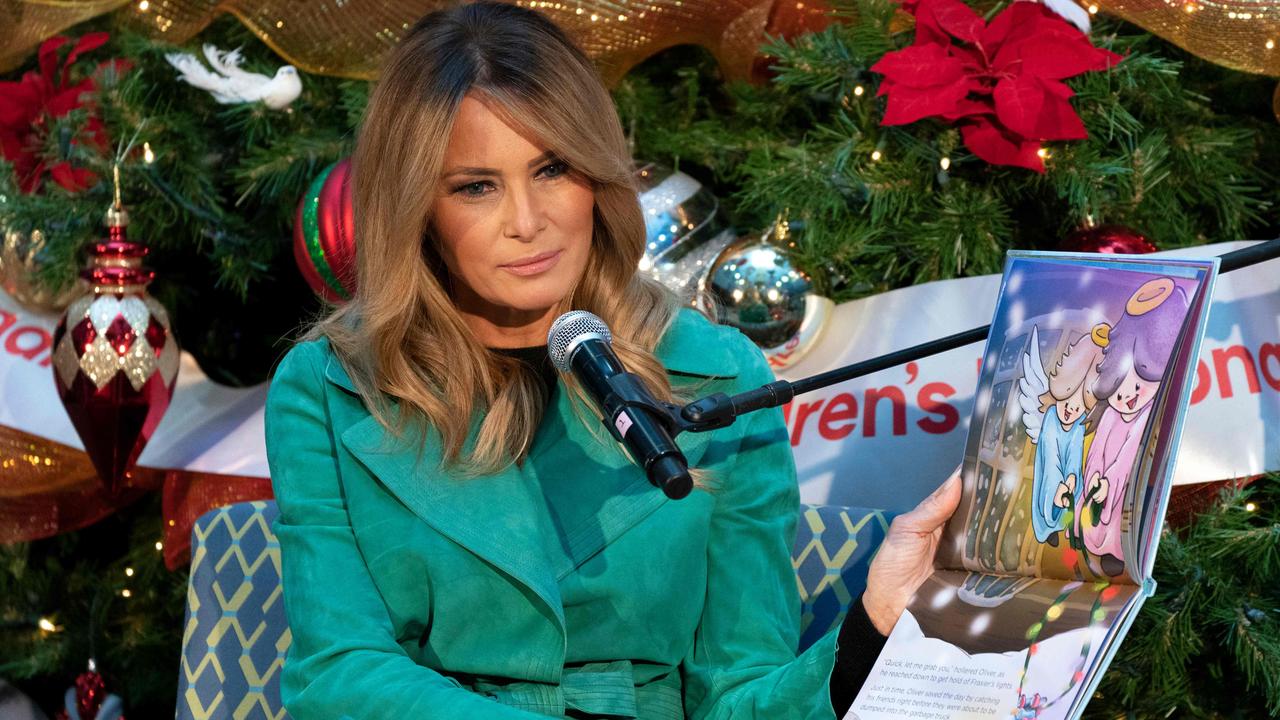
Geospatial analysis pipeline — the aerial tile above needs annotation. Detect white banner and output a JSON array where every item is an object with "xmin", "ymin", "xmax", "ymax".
[{"xmin": 1, "ymin": 241, "xmax": 1275, "ymax": 512}]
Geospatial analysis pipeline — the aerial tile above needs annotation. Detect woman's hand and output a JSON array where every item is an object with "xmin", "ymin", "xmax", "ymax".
[{"xmin": 861, "ymin": 469, "xmax": 963, "ymax": 635}]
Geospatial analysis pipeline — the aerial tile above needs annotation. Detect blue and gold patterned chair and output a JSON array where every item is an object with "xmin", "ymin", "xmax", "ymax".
[
  {"xmin": 178, "ymin": 501, "xmax": 287, "ymax": 720},
  {"xmin": 793, "ymin": 504, "xmax": 894, "ymax": 651},
  {"xmin": 176, "ymin": 501, "xmax": 892, "ymax": 720}
]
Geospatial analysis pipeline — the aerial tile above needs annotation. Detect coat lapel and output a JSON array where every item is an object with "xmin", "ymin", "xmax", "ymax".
[
  {"xmin": 335, "ymin": 405, "xmax": 568, "ymax": 630},
  {"xmin": 521, "ymin": 308, "xmax": 744, "ymax": 580},
  {"xmin": 527, "ymin": 383, "xmax": 713, "ymax": 581},
  {"xmin": 319, "ymin": 308, "xmax": 745, "ymax": 622}
]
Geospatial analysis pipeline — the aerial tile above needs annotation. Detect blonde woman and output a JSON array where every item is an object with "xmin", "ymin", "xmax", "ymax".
[{"xmin": 264, "ymin": 3, "xmax": 960, "ymax": 718}]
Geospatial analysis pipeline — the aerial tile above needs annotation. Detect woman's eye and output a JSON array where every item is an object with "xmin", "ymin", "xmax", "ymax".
[
  {"xmin": 540, "ymin": 161, "xmax": 568, "ymax": 178},
  {"xmin": 454, "ymin": 181, "xmax": 491, "ymax": 197}
]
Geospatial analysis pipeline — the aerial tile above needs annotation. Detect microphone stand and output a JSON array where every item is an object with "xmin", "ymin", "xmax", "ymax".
[{"xmin": 674, "ymin": 238, "xmax": 1280, "ymax": 434}]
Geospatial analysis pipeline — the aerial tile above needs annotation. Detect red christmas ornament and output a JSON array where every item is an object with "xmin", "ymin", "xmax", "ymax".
[
  {"xmin": 1059, "ymin": 223, "xmax": 1158, "ymax": 254},
  {"xmin": 54, "ymin": 663, "xmax": 125, "ymax": 720},
  {"xmin": 292, "ymin": 157, "xmax": 356, "ymax": 302},
  {"xmin": 50, "ymin": 203, "xmax": 179, "ymax": 494},
  {"xmin": 869, "ymin": 0, "xmax": 1122, "ymax": 172}
]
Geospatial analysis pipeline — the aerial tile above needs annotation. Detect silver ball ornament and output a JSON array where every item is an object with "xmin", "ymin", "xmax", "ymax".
[
  {"xmin": 706, "ymin": 221, "xmax": 832, "ymax": 368},
  {"xmin": 633, "ymin": 161, "xmax": 735, "ymax": 298}
]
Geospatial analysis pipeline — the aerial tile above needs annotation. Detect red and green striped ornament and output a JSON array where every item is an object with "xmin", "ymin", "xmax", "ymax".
[{"xmin": 293, "ymin": 158, "xmax": 356, "ymax": 302}]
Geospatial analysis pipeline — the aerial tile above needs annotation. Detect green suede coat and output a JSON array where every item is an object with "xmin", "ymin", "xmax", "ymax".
[{"xmin": 264, "ymin": 308, "xmax": 842, "ymax": 719}]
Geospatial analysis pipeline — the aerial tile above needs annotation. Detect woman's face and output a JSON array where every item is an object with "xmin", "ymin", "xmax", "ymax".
[{"xmin": 430, "ymin": 94, "xmax": 595, "ymax": 341}]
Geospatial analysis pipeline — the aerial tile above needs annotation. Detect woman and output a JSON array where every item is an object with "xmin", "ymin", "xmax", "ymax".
[{"xmin": 264, "ymin": 3, "xmax": 960, "ymax": 718}]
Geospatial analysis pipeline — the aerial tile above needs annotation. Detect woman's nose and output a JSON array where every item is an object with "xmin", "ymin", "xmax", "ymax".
[{"xmin": 502, "ymin": 183, "xmax": 547, "ymax": 241}]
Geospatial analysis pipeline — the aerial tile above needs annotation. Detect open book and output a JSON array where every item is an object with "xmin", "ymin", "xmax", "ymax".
[{"xmin": 847, "ymin": 251, "xmax": 1218, "ymax": 720}]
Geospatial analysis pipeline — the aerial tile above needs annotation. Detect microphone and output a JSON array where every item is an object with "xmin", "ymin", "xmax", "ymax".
[{"xmin": 546, "ymin": 310, "xmax": 693, "ymax": 499}]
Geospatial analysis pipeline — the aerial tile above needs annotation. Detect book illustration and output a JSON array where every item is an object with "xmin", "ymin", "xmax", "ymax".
[
  {"xmin": 948, "ymin": 268, "xmax": 1199, "ymax": 582},
  {"xmin": 849, "ymin": 570, "xmax": 1139, "ymax": 720},
  {"xmin": 1074, "ymin": 279, "xmax": 1189, "ymax": 577},
  {"xmin": 1010, "ymin": 581, "xmax": 1124, "ymax": 717},
  {"xmin": 849, "ymin": 251, "xmax": 1217, "ymax": 720},
  {"xmin": 1017, "ymin": 325, "xmax": 1105, "ymax": 553}
]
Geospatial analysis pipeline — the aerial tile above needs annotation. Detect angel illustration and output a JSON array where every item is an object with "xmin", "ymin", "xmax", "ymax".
[
  {"xmin": 1018, "ymin": 325, "xmax": 1106, "ymax": 547},
  {"xmin": 1076, "ymin": 278, "xmax": 1189, "ymax": 576}
]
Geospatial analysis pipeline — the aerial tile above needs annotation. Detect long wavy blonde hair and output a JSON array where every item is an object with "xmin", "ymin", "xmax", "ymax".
[{"xmin": 303, "ymin": 1, "xmax": 689, "ymax": 475}]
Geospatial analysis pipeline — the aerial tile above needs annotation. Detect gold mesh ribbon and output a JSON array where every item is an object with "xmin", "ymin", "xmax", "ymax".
[
  {"xmin": 0, "ymin": 423, "xmax": 273, "ymax": 570},
  {"xmin": 1, "ymin": 0, "xmax": 802, "ymax": 86},
  {"xmin": 4, "ymin": 0, "xmax": 1273, "ymax": 84},
  {"xmin": 2, "ymin": 0, "xmax": 1278, "ymax": 83},
  {"xmin": 159, "ymin": 469, "xmax": 273, "ymax": 569},
  {"xmin": 0, "ymin": 0, "xmax": 130, "ymax": 76},
  {"xmin": 1100, "ymin": 0, "xmax": 1279, "ymax": 76},
  {"xmin": 0, "ymin": 423, "xmax": 163, "ymax": 542}
]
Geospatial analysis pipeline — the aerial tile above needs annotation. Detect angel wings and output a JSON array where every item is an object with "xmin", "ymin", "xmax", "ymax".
[{"xmin": 1019, "ymin": 325, "xmax": 1051, "ymax": 444}]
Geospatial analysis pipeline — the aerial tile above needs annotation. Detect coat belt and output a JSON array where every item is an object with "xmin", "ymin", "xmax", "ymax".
[{"xmin": 469, "ymin": 660, "xmax": 683, "ymax": 718}]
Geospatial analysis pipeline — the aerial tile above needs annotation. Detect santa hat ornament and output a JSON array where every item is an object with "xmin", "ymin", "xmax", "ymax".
[{"xmin": 50, "ymin": 166, "xmax": 179, "ymax": 494}]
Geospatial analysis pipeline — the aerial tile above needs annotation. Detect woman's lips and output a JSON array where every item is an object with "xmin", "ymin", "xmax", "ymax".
[{"xmin": 501, "ymin": 250, "xmax": 562, "ymax": 276}]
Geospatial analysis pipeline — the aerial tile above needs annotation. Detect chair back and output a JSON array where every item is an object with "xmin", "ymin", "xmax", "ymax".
[
  {"xmin": 793, "ymin": 504, "xmax": 893, "ymax": 651},
  {"xmin": 176, "ymin": 500, "xmax": 892, "ymax": 719},
  {"xmin": 178, "ymin": 501, "xmax": 287, "ymax": 720}
]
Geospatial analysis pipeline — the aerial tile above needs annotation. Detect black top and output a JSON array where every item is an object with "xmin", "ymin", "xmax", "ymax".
[
  {"xmin": 831, "ymin": 597, "xmax": 888, "ymax": 713},
  {"xmin": 488, "ymin": 344, "xmax": 885, "ymax": 714},
  {"xmin": 492, "ymin": 344, "xmax": 558, "ymax": 394}
]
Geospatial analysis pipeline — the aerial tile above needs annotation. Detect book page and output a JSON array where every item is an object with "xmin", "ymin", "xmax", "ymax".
[
  {"xmin": 935, "ymin": 254, "xmax": 1213, "ymax": 584},
  {"xmin": 1131, "ymin": 276, "xmax": 1215, "ymax": 575},
  {"xmin": 847, "ymin": 570, "xmax": 1142, "ymax": 720}
]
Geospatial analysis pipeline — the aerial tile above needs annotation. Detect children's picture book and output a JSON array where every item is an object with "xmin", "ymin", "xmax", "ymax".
[{"xmin": 846, "ymin": 251, "xmax": 1218, "ymax": 720}]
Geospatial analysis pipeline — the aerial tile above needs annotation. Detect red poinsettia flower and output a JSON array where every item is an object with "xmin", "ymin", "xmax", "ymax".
[
  {"xmin": 0, "ymin": 33, "xmax": 127, "ymax": 194},
  {"xmin": 870, "ymin": 0, "xmax": 1122, "ymax": 172}
]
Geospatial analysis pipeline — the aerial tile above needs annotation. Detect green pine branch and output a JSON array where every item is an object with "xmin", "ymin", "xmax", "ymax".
[
  {"xmin": 1091, "ymin": 475, "xmax": 1280, "ymax": 717},
  {"xmin": 616, "ymin": 12, "xmax": 1279, "ymax": 301}
]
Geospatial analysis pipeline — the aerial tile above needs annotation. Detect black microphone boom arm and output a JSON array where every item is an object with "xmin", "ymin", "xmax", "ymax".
[{"xmin": 675, "ymin": 238, "xmax": 1280, "ymax": 434}]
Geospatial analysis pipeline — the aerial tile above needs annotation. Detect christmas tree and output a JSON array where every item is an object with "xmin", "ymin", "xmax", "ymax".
[{"xmin": 1, "ymin": 0, "xmax": 1277, "ymax": 715}]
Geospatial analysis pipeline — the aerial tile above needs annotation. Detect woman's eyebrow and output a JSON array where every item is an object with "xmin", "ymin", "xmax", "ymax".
[{"xmin": 443, "ymin": 150, "xmax": 557, "ymax": 178}]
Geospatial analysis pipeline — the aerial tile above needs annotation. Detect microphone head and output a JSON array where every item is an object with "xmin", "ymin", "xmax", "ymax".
[{"xmin": 547, "ymin": 310, "xmax": 612, "ymax": 373}]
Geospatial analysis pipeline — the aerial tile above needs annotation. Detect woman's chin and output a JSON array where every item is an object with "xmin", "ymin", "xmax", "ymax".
[{"xmin": 491, "ymin": 291, "xmax": 569, "ymax": 317}]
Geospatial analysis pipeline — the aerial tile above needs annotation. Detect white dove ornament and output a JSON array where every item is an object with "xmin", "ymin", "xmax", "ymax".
[{"xmin": 164, "ymin": 44, "xmax": 302, "ymax": 110}]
